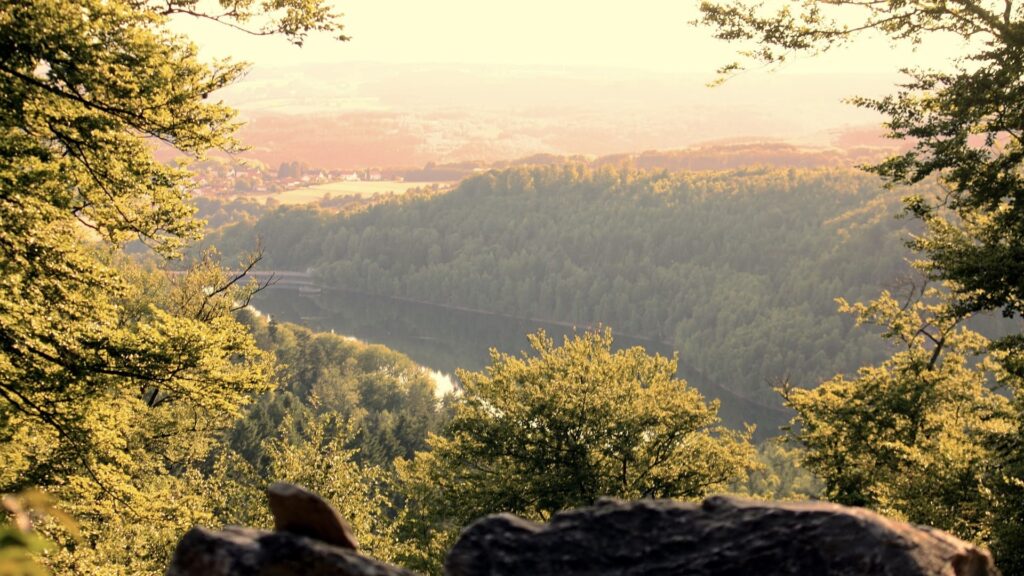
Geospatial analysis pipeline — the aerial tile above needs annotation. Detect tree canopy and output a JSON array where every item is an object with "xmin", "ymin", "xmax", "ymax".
[
  {"xmin": 207, "ymin": 165, "xmax": 923, "ymax": 405},
  {"xmin": 395, "ymin": 328, "xmax": 753, "ymax": 573},
  {"xmin": 0, "ymin": 0, "xmax": 345, "ymax": 465},
  {"xmin": 785, "ymin": 286, "xmax": 1015, "ymax": 541},
  {"xmin": 0, "ymin": 0, "xmax": 345, "ymax": 571}
]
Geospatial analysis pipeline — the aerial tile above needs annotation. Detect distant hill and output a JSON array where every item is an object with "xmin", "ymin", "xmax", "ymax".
[
  {"xmin": 165, "ymin": 139, "xmax": 906, "ymax": 191},
  {"xmin": 591, "ymin": 142, "xmax": 901, "ymax": 171},
  {"xmin": 205, "ymin": 62, "xmax": 901, "ymax": 169}
]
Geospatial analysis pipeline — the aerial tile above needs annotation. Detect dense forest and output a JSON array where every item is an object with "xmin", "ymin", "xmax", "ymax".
[
  {"xmin": 232, "ymin": 320, "xmax": 800, "ymax": 574},
  {"xmin": 208, "ymin": 165, "xmax": 917, "ymax": 403},
  {"xmin": 229, "ymin": 312, "xmax": 446, "ymax": 470}
]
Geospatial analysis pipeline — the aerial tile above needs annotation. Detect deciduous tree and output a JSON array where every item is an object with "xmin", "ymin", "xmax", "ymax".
[
  {"xmin": 784, "ymin": 287, "xmax": 1015, "ymax": 542},
  {"xmin": 698, "ymin": 1, "xmax": 1024, "ymax": 569},
  {"xmin": 396, "ymin": 328, "xmax": 754, "ymax": 574},
  {"xmin": 0, "ymin": 0, "xmax": 345, "ymax": 571}
]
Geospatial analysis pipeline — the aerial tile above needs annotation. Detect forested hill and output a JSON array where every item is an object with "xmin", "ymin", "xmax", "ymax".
[{"xmin": 210, "ymin": 165, "xmax": 918, "ymax": 403}]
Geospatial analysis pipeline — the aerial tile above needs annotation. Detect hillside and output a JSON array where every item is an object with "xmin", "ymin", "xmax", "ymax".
[{"xmin": 210, "ymin": 164, "xmax": 920, "ymax": 403}]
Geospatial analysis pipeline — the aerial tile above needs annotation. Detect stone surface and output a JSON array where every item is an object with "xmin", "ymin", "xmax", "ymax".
[
  {"xmin": 267, "ymin": 481, "xmax": 359, "ymax": 550},
  {"xmin": 167, "ymin": 484, "xmax": 1000, "ymax": 576},
  {"xmin": 165, "ymin": 525, "xmax": 415, "ymax": 576},
  {"xmin": 445, "ymin": 496, "xmax": 1000, "ymax": 576}
]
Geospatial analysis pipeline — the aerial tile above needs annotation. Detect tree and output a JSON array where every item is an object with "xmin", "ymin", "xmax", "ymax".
[
  {"xmin": 0, "ymin": 490, "xmax": 77, "ymax": 576},
  {"xmin": 395, "ymin": 328, "xmax": 754, "ymax": 574},
  {"xmin": 784, "ymin": 287, "xmax": 1014, "ymax": 541},
  {"xmin": 222, "ymin": 165, "xmax": 913, "ymax": 405},
  {"xmin": 698, "ymin": 2, "xmax": 1024, "ymax": 570},
  {"xmin": 1, "ymin": 0, "xmax": 346, "ymax": 437},
  {"xmin": 1, "ymin": 255, "xmax": 277, "ymax": 573},
  {"xmin": 0, "ymin": 0, "xmax": 345, "ymax": 571},
  {"xmin": 231, "ymin": 314, "xmax": 445, "ymax": 469}
]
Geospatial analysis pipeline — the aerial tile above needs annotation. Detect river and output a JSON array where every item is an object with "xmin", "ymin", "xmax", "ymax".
[{"xmin": 252, "ymin": 287, "xmax": 792, "ymax": 440}]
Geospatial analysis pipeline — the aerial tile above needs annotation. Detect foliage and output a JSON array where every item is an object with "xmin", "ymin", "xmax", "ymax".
[
  {"xmin": 395, "ymin": 328, "xmax": 754, "ymax": 573},
  {"xmin": 0, "ymin": 277, "xmax": 451, "ymax": 573},
  {"xmin": 231, "ymin": 313, "xmax": 445, "ymax": 469},
  {"xmin": 730, "ymin": 438, "xmax": 823, "ymax": 500},
  {"xmin": 785, "ymin": 287, "xmax": 1016, "ymax": 541},
  {"xmin": 1, "ymin": 0, "xmax": 344, "ymax": 570},
  {"xmin": 204, "ymin": 413, "xmax": 409, "ymax": 564},
  {"xmin": 194, "ymin": 197, "xmax": 269, "ymax": 231},
  {"xmin": 0, "ymin": 490, "xmax": 77, "ymax": 576},
  {"xmin": 260, "ymin": 413, "xmax": 404, "ymax": 562},
  {"xmin": 207, "ymin": 205, "xmax": 332, "ymax": 269},
  {"xmin": 697, "ymin": 0, "xmax": 1024, "ymax": 369},
  {"xmin": 0, "ymin": 257, "xmax": 275, "ymax": 574}
]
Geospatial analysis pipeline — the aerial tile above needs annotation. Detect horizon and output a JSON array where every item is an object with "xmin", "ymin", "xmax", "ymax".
[{"xmin": 168, "ymin": 0, "xmax": 974, "ymax": 168}]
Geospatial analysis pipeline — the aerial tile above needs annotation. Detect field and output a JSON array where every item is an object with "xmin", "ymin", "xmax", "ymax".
[{"xmin": 242, "ymin": 181, "xmax": 447, "ymax": 205}]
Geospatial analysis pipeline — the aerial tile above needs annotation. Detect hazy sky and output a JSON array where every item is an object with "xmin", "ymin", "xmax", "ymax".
[
  {"xmin": 173, "ymin": 0, "xmax": 969, "ymax": 76},
  {"xmin": 168, "ymin": 1, "xmax": 977, "ymax": 163}
]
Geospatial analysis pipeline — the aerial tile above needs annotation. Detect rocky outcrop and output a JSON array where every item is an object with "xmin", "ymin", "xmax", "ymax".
[
  {"xmin": 166, "ymin": 484, "xmax": 411, "ymax": 576},
  {"xmin": 167, "ymin": 485, "xmax": 1000, "ymax": 576},
  {"xmin": 165, "ymin": 526, "xmax": 414, "ymax": 576},
  {"xmin": 445, "ymin": 496, "xmax": 999, "ymax": 576},
  {"xmin": 267, "ymin": 482, "xmax": 360, "ymax": 551}
]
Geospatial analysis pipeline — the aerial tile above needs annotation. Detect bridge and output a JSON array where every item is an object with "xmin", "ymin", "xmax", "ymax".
[
  {"xmin": 165, "ymin": 269, "xmax": 320, "ymax": 292},
  {"xmin": 245, "ymin": 270, "xmax": 322, "ymax": 293},
  {"xmin": 244, "ymin": 270, "xmax": 318, "ymax": 290}
]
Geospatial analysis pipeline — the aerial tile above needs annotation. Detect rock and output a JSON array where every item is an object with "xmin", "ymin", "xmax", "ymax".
[
  {"xmin": 445, "ymin": 496, "xmax": 1000, "ymax": 576},
  {"xmin": 165, "ymin": 525, "xmax": 415, "ymax": 576},
  {"xmin": 267, "ymin": 482, "xmax": 359, "ymax": 550}
]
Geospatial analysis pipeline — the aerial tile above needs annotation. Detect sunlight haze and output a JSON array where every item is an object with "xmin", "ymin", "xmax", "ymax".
[
  {"xmin": 164, "ymin": 1, "xmax": 974, "ymax": 168},
  {"xmin": 173, "ymin": 0, "xmax": 966, "ymax": 75}
]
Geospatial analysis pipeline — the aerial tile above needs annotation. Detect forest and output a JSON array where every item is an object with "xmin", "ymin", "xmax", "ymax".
[
  {"xmin": 206, "ymin": 165, "xmax": 919, "ymax": 403},
  {"xmin": 2, "ymin": 0, "xmax": 1024, "ymax": 574}
]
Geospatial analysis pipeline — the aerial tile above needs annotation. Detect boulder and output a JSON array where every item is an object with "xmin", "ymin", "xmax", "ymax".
[
  {"xmin": 165, "ymin": 526, "xmax": 414, "ymax": 576},
  {"xmin": 267, "ymin": 482, "xmax": 359, "ymax": 550},
  {"xmin": 445, "ymin": 496, "xmax": 999, "ymax": 576},
  {"xmin": 167, "ymin": 485, "xmax": 1000, "ymax": 576}
]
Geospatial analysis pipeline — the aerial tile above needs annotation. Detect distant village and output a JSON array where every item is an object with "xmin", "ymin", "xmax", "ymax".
[{"xmin": 191, "ymin": 158, "xmax": 394, "ymax": 197}]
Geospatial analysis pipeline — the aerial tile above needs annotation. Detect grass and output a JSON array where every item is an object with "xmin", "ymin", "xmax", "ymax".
[{"xmin": 240, "ymin": 181, "xmax": 444, "ymax": 205}]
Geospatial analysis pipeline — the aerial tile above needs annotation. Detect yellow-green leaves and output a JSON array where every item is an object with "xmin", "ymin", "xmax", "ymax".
[
  {"xmin": 1, "ymin": 0, "xmax": 342, "ymax": 572},
  {"xmin": 786, "ymin": 286, "xmax": 1016, "ymax": 544},
  {"xmin": 396, "ymin": 328, "xmax": 755, "ymax": 574},
  {"xmin": 261, "ymin": 413, "xmax": 402, "ymax": 562},
  {"xmin": 701, "ymin": 2, "xmax": 1024, "ymax": 569}
]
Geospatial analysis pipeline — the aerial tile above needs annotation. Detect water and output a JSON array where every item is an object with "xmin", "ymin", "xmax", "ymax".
[{"xmin": 252, "ymin": 287, "xmax": 792, "ymax": 440}]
